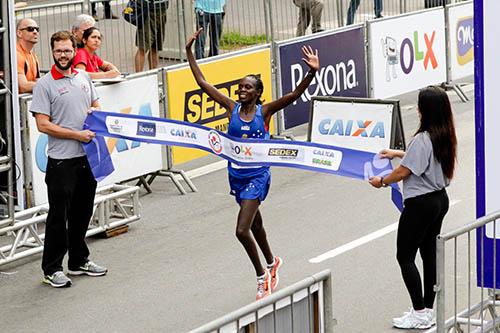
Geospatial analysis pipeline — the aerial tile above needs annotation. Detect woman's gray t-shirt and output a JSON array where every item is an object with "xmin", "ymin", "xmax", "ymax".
[{"xmin": 400, "ymin": 131, "xmax": 449, "ymax": 200}]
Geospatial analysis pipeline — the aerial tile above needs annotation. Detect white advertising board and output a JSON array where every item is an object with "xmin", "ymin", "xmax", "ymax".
[
  {"xmin": 369, "ymin": 8, "xmax": 447, "ymax": 98},
  {"xmin": 27, "ymin": 74, "xmax": 163, "ymax": 206},
  {"xmin": 308, "ymin": 98, "xmax": 395, "ymax": 154},
  {"xmin": 448, "ymin": 1, "xmax": 474, "ymax": 82}
]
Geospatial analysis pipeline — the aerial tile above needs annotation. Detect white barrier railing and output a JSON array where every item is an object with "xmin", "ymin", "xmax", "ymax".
[
  {"xmin": 0, "ymin": 184, "xmax": 141, "ymax": 267},
  {"xmin": 190, "ymin": 269, "xmax": 334, "ymax": 333}
]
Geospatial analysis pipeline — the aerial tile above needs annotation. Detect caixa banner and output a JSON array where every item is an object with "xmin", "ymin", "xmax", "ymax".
[
  {"xmin": 277, "ymin": 26, "xmax": 368, "ymax": 130},
  {"xmin": 368, "ymin": 8, "xmax": 447, "ymax": 98}
]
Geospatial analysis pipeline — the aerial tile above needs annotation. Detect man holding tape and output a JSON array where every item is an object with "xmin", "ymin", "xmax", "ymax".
[{"xmin": 30, "ymin": 31, "xmax": 107, "ymax": 288}]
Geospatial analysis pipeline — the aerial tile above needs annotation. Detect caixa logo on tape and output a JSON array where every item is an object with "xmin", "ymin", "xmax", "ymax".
[
  {"xmin": 136, "ymin": 121, "xmax": 156, "ymax": 137},
  {"xmin": 456, "ymin": 16, "xmax": 473, "ymax": 65},
  {"xmin": 185, "ymin": 77, "xmax": 255, "ymax": 125},
  {"xmin": 381, "ymin": 31, "xmax": 438, "ymax": 82},
  {"xmin": 318, "ymin": 119, "xmax": 385, "ymax": 138}
]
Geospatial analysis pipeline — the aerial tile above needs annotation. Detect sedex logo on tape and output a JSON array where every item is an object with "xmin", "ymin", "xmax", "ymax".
[
  {"xmin": 136, "ymin": 121, "xmax": 156, "ymax": 137},
  {"xmin": 184, "ymin": 78, "xmax": 240, "ymax": 125}
]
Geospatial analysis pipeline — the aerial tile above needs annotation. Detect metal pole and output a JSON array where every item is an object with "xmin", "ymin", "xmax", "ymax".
[
  {"xmin": 444, "ymin": 3, "xmax": 452, "ymax": 85},
  {"xmin": 336, "ymin": 0, "xmax": 345, "ymax": 27},
  {"xmin": 435, "ymin": 235, "xmax": 446, "ymax": 333},
  {"xmin": 2, "ymin": 0, "xmax": 15, "ymax": 224}
]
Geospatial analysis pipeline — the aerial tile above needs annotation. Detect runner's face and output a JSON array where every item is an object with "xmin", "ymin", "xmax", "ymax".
[
  {"xmin": 85, "ymin": 30, "xmax": 102, "ymax": 51},
  {"xmin": 52, "ymin": 40, "xmax": 75, "ymax": 70},
  {"xmin": 237, "ymin": 77, "xmax": 260, "ymax": 104}
]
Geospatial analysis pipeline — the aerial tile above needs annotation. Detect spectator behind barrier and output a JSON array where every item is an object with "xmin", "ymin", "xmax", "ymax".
[
  {"xmin": 73, "ymin": 27, "xmax": 120, "ymax": 80},
  {"xmin": 194, "ymin": 0, "xmax": 225, "ymax": 59},
  {"xmin": 135, "ymin": 0, "xmax": 169, "ymax": 72},
  {"xmin": 71, "ymin": 14, "xmax": 96, "ymax": 48},
  {"xmin": 16, "ymin": 18, "xmax": 40, "ymax": 93},
  {"xmin": 346, "ymin": 0, "xmax": 383, "ymax": 25},
  {"xmin": 293, "ymin": 0, "xmax": 324, "ymax": 36},
  {"xmin": 91, "ymin": 0, "xmax": 119, "ymax": 21}
]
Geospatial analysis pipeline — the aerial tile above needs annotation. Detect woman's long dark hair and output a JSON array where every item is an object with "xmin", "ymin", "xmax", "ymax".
[{"xmin": 416, "ymin": 86, "xmax": 457, "ymax": 179}]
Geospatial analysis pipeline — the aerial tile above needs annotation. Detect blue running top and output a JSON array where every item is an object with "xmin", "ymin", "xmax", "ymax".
[{"xmin": 227, "ymin": 103, "xmax": 270, "ymax": 178}]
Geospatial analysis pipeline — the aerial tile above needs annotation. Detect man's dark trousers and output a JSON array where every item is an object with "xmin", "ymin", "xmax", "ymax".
[{"xmin": 42, "ymin": 156, "xmax": 97, "ymax": 275}]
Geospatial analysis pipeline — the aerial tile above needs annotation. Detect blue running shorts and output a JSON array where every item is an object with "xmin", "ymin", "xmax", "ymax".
[{"xmin": 228, "ymin": 171, "xmax": 271, "ymax": 204}]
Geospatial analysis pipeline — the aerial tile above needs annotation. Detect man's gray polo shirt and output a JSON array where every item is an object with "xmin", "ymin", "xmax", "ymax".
[{"xmin": 30, "ymin": 66, "xmax": 99, "ymax": 159}]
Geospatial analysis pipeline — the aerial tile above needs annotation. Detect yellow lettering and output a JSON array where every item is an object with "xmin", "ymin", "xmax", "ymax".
[
  {"xmin": 186, "ymin": 95, "xmax": 201, "ymax": 123},
  {"xmin": 201, "ymin": 93, "xmax": 215, "ymax": 121},
  {"xmin": 230, "ymin": 84, "xmax": 239, "ymax": 101}
]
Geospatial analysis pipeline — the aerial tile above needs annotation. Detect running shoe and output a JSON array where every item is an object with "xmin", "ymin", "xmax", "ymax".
[
  {"xmin": 268, "ymin": 256, "xmax": 283, "ymax": 291},
  {"xmin": 42, "ymin": 271, "xmax": 72, "ymax": 288},
  {"xmin": 392, "ymin": 308, "xmax": 433, "ymax": 329},
  {"xmin": 256, "ymin": 271, "xmax": 271, "ymax": 300},
  {"xmin": 68, "ymin": 261, "xmax": 108, "ymax": 276}
]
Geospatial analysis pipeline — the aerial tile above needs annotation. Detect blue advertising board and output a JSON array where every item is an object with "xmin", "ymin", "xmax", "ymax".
[
  {"xmin": 475, "ymin": 0, "xmax": 500, "ymax": 289},
  {"xmin": 278, "ymin": 26, "xmax": 368, "ymax": 129}
]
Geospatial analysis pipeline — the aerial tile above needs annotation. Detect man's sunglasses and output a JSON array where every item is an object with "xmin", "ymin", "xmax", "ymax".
[{"xmin": 20, "ymin": 26, "xmax": 40, "ymax": 32}]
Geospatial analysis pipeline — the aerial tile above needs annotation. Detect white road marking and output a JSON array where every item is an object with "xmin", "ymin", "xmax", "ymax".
[{"xmin": 309, "ymin": 199, "xmax": 461, "ymax": 263}]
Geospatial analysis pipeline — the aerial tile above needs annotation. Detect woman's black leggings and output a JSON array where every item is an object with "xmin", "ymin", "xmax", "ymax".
[{"xmin": 396, "ymin": 188, "xmax": 449, "ymax": 310}]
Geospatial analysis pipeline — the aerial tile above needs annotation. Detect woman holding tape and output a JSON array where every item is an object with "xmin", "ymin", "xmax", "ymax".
[
  {"xmin": 186, "ymin": 28, "xmax": 319, "ymax": 300},
  {"xmin": 369, "ymin": 86, "xmax": 457, "ymax": 329}
]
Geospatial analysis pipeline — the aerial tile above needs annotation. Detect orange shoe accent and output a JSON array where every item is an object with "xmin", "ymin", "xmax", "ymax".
[
  {"xmin": 256, "ymin": 271, "xmax": 271, "ymax": 300},
  {"xmin": 269, "ymin": 256, "xmax": 282, "ymax": 291}
]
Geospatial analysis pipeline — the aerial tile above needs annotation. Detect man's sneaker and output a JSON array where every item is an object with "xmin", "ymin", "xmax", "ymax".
[
  {"xmin": 426, "ymin": 308, "xmax": 436, "ymax": 326},
  {"xmin": 42, "ymin": 271, "xmax": 72, "ymax": 288},
  {"xmin": 268, "ymin": 256, "xmax": 283, "ymax": 291},
  {"xmin": 256, "ymin": 271, "xmax": 271, "ymax": 301},
  {"xmin": 392, "ymin": 308, "xmax": 432, "ymax": 329},
  {"xmin": 68, "ymin": 261, "xmax": 108, "ymax": 277}
]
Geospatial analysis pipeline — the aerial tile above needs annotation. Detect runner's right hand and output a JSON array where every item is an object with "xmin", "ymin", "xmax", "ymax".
[{"xmin": 186, "ymin": 28, "xmax": 203, "ymax": 50}]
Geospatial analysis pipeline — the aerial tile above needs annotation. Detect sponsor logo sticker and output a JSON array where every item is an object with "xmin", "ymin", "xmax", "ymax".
[
  {"xmin": 136, "ymin": 121, "xmax": 156, "ymax": 137},
  {"xmin": 208, "ymin": 130, "xmax": 223, "ymax": 155}
]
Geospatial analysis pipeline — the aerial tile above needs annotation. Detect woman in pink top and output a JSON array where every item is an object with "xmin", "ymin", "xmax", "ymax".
[{"xmin": 73, "ymin": 27, "xmax": 120, "ymax": 79}]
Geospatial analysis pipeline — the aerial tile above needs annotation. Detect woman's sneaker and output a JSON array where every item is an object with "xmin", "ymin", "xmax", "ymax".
[
  {"xmin": 392, "ymin": 308, "xmax": 433, "ymax": 329},
  {"xmin": 256, "ymin": 271, "xmax": 271, "ymax": 300},
  {"xmin": 42, "ymin": 271, "xmax": 72, "ymax": 288}
]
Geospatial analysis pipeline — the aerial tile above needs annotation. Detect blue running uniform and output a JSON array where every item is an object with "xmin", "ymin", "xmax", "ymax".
[{"xmin": 227, "ymin": 103, "xmax": 271, "ymax": 204}]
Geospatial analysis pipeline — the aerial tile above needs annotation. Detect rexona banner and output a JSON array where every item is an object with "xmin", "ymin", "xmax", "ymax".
[
  {"xmin": 278, "ymin": 26, "xmax": 367, "ymax": 129},
  {"xmin": 166, "ymin": 47, "xmax": 273, "ymax": 165},
  {"xmin": 369, "ymin": 8, "xmax": 447, "ymax": 98},
  {"xmin": 27, "ymin": 74, "xmax": 163, "ymax": 206},
  {"xmin": 475, "ymin": 0, "xmax": 500, "ymax": 289},
  {"xmin": 448, "ymin": 1, "xmax": 474, "ymax": 82}
]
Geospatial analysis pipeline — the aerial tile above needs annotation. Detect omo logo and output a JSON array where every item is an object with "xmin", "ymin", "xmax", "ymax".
[
  {"xmin": 34, "ymin": 103, "xmax": 153, "ymax": 173},
  {"xmin": 318, "ymin": 119, "xmax": 385, "ymax": 138},
  {"xmin": 456, "ymin": 16, "xmax": 474, "ymax": 65}
]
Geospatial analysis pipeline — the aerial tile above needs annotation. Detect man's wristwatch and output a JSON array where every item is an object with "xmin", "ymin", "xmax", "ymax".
[{"xmin": 380, "ymin": 177, "xmax": 388, "ymax": 187}]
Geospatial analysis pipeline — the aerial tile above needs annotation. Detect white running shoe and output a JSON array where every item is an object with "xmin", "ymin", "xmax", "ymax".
[{"xmin": 392, "ymin": 308, "xmax": 433, "ymax": 329}]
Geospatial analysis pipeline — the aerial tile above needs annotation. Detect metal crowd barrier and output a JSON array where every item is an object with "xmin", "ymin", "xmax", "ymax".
[
  {"xmin": 0, "ymin": 184, "xmax": 141, "ymax": 267},
  {"xmin": 13, "ymin": 0, "xmax": 468, "ymax": 76},
  {"xmin": 190, "ymin": 269, "xmax": 334, "ymax": 333},
  {"xmin": 430, "ymin": 210, "xmax": 500, "ymax": 333}
]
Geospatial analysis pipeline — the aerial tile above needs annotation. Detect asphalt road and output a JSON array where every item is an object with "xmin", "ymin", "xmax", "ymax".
[{"xmin": 0, "ymin": 83, "xmax": 476, "ymax": 332}]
